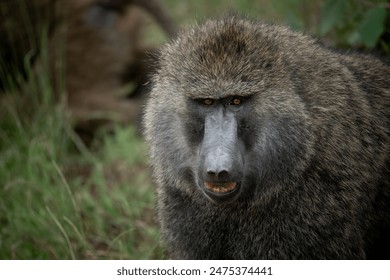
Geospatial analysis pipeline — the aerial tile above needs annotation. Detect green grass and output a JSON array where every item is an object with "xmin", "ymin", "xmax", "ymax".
[
  {"xmin": 0, "ymin": 16, "xmax": 161, "ymax": 259},
  {"xmin": 0, "ymin": 98, "xmax": 162, "ymax": 259}
]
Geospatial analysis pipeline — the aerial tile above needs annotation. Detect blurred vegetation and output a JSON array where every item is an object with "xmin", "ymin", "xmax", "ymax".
[
  {"xmin": 0, "ymin": 0, "xmax": 389, "ymax": 260},
  {"xmin": 0, "ymin": 35, "xmax": 162, "ymax": 258},
  {"xmin": 160, "ymin": 0, "xmax": 389, "ymax": 54},
  {"xmin": 318, "ymin": 0, "xmax": 389, "ymax": 53}
]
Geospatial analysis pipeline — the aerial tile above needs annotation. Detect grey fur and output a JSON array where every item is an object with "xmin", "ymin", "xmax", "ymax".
[{"xmin": 143, "ymin": 16, "xmax": 390, "ymax": 259}]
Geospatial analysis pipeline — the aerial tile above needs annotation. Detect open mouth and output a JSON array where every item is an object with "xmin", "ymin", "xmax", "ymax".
[{"xmin": 204, "ymin": 181, "xmax": 238, "ymax": 194}]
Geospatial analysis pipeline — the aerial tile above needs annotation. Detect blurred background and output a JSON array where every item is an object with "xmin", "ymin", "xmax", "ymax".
[{"xmin": 0, "ymin": 0, "xmax": 389, "ymax": 259}]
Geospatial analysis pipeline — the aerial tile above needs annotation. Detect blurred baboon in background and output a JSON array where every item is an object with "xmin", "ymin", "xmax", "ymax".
[
  {"xmin": 64, "ymin": 0, "xmax": 177, "ymax": 139},
  {"xmin": 0, "ymin": 0, "xmax": 177, "ymax": 141}
]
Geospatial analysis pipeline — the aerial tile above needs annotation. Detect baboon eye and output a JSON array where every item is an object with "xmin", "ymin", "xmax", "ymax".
[
  {"xmin": 202, "ymin": 98, "xmax": 214, "ymax": 106},
  {"xmin": 230, "ymin": 97, "xmax": 242, "ymax": 106}
]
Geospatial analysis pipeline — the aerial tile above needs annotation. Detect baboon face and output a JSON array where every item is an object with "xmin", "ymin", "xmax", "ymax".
[
  {"xmin": 187, "ymin": 95, "xmax": 250, "ymax": 203},
  {"xmin": 147, "ymin": 18, "xmax": 312, "ymax": 205},
  {"xmin": 182, "ymin": 89, "xmax": 309, "ymax": 205}
]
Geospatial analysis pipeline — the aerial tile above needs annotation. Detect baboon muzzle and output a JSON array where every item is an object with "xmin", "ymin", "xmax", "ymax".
[{"xmin": 199, "ymin": 108, "xmax": 242, "ymax": 202}]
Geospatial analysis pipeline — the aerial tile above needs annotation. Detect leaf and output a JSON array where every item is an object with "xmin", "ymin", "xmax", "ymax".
[
  {"xmin": 358, "ymin": 7, "xmax": 387, "ymax": 48},
  {"xmin": 347, "ymin": 30, "xmax": 361, "ymax": 46},
  {"xmin": 319, "ymin": 0, "xmax": 346, "ymax": 35}
]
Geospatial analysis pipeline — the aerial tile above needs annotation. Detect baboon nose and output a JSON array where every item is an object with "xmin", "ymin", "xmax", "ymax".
[
  {"xmin": 206, "ymin": 168, "xmax": 230, "ymax": 181},
  {"xmin": 204, "ymin": 150, "xmax": 235, "ymax": 182}
]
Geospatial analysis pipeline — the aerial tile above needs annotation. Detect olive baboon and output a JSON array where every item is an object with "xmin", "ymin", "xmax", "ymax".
[
  {"xmin": 58, "ymin": 0, "xmax": 177, "ymax": 134},
  {"xmin": 144, "ymin": 17, "xmax": 390, "ymax": 259}
]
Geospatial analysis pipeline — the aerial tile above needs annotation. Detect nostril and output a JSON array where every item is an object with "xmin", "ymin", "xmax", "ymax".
[
  {"xmin": 207, "ymin": 169, "xmax": 216, "ymax": 176},
  {"xmin": 218, "ymin": 170, "xmax": 229, "ymax": 178}
]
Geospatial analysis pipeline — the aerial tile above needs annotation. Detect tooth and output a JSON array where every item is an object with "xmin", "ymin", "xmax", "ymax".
[{"xmin": 204, "ymin": 182, "xmax": 237, "ymax": 193}]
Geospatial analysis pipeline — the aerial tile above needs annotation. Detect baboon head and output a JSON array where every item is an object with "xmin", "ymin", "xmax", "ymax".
[{"xmin": 145, "ymin": 17, "xmax": 314, "ymax": 204}]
